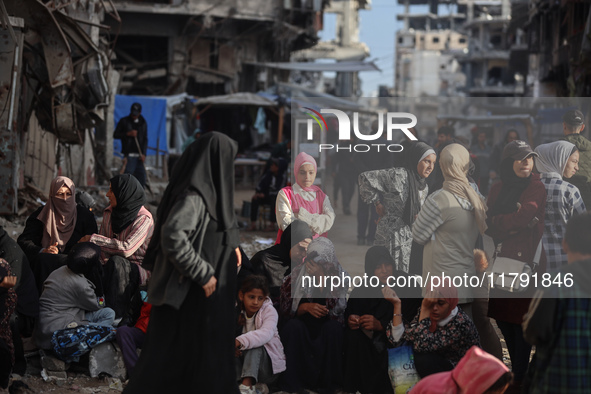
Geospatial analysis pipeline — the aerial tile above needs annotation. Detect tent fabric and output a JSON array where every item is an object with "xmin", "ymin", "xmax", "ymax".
[
  {"xmin": 114, "ymin": 95, "xmax": 169, "ymax": 156},
  {"xmin": 251, "ymin": 61, "xmax": 380, "ymax": 73},
  {"xmin": 196, "ymin": 93, "xmax": 276, "ymax": 107}
]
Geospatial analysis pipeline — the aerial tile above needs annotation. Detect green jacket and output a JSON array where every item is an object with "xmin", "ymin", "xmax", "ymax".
[{"xmin": 563, "ymin": 133, "xmax": 591, "ymax": 182}]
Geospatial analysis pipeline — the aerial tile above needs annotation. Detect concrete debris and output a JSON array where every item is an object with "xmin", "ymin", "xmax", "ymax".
[
  {"xmin": 88, "ymin": 342, "xmax": 126, "ymax": 381},
  {"xmin": 41, "ymin": 368, "xmax": 68, "ymax": 381},
  {"xmin": 41, "ymin": 354, "xmax": 70, "ymax": 372}
]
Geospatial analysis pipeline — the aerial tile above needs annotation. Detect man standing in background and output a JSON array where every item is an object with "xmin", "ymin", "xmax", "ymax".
[
  {"xmin": 114, "ymin": 103, "xmax": 148, "ymax": 188},
  {"xmin": 562, "ymin": 109, "xmax": 591, "ymax": 209}
]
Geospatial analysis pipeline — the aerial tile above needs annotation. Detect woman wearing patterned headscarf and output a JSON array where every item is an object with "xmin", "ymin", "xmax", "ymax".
[
  {"xmin": 359, "ymin": 141, "xmax": 436, "ymax": 273},
  {"xmin": 125, "ymin": 132, "xmax": 240, "ymax": 394},
  {"xmin": 18, "ymin": 176, "xmax": 97, "ymax": 293},
  {"xmin": 534, "ymin": 141, "xmax": 586, "ymax": 273},
  {"xmin": 413, "ymin": 144, "xmax": 488, "ymax": 316},
  {"xmin": 279, "ymin": 237, "xmax": 349, "ymax": 393},
  {"xmin": 383, "ymin": 281, "xmax": 479, "ymax": 378}
]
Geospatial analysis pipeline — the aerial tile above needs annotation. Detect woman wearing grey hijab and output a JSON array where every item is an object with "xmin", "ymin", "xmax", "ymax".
[{"xmin": 534, "ymin": 141, "xmax": 586, "ymax": 273}]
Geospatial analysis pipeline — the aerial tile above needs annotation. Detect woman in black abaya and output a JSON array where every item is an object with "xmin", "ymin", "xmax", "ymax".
[{"xmin": 125, "ymin": 132, "xmax": 240, "ymax": 394}]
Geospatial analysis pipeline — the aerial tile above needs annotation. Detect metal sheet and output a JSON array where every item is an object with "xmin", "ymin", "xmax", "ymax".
[
  {"xmin": 0, "ymin": 17, "xmax": 24, "ymax": 214},
  {"xmin": 5, "ymin": 0, "xmax": 74, "ymax": 88},
  {"xmin": 24, "ymin": 112, "xmax": 57, "ymax": 196},
  {"xmin": 54, "ymin": 103, "xmax": 82, "ymax": 144}
]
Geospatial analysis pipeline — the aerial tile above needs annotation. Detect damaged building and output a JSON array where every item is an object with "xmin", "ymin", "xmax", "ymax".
[
  {"xmin": 0, "ymin": 0, "xmax": 329, "ymax": 215},
  {"xmin": 108, "ymin": 0, "xmax": 327, "ymax": 96},
  {"xmin": 522, "ymin": 0, "xmax": 591, "ymax": 97},
  {"xmin": 0, "ymin": 0, "xmax": 117, "ymax": 214}
]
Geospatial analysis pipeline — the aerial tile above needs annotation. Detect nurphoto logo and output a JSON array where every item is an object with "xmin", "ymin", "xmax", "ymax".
[{"xmin": 304, "ymin": 108, "xmax": 417, "ymax": 153}]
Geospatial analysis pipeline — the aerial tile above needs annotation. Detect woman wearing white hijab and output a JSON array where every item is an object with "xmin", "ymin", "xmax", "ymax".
[
  {"xmin": 412, "ymin": 144, "xmax": 488, "ymax": 316},
  {"xmin": 534, "ymin": 141, "xmax": 586, "ymax": 273}
]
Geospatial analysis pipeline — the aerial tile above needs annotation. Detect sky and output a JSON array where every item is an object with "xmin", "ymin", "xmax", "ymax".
[{"xmin": 318, "ymin": 0, "xmax": 429, "ymax": 97}]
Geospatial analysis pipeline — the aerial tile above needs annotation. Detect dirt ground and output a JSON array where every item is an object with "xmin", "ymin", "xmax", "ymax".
[{"xmin": 3, "ymin": 184, "xmax": 514, "ymax": 393}]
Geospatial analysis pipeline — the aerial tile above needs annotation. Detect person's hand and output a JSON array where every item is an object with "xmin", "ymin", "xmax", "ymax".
[
  {"xmin": 419, "ymin": 297, "xmax": 436, "ymax": 321},
  {"xmin": 376, "ymin": 203, "xmax": 386, "ymax": 217},
  {"xmin": 360, "ymin": 315, "xmax": 383, "ymax": 331},
  {"xmin": 306, "ymin": 303, "xmax": 329, "ymax": 319},
  {"xmin": 78, "ymin": 235, "xmax": 92, "ymax": 243},
  {"xmin": 0, "ymin": 276, "xmax": 16, "ymax": 289},
  {"xmin": 382, "ymin": 287, "xmax": 401, "ymax": 305},
  {"xmin": 127, "ymin": 130, "xmax": 138, "ymax": 138},
  {"xmin": 235, "ymin": 339, "xmax": 242, "ymax": 357},
  {"xmin": 235, "ymin": 247, "xmax": 242, "ymax": 268},
  {"xmin": 202, "ymin": 275, "xmax": 217, "ymax": 297},
  {"xmin": 42, "ymin": 242, "xmax": 59, "ymax": 254},
  {"xmin": 140, "ymin": 154, "xmax": 146, "ymax": 162},
  {"xmin": 348, "ymin": 314, "xmax": 361, "ymax": 330}
]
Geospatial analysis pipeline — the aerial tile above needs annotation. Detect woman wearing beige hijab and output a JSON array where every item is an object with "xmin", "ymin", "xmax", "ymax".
[
  {"xmin": 18, "ymin": 176, "xmax": 97, "ymax": 292},
  {"xmin": 412, "ymin": 144, "xmax": 488, "ymax": 317}
]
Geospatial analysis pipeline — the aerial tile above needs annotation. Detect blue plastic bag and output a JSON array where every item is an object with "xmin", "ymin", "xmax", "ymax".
[{"xmin": 388, "ymin": 345, "xmax": 421, "ymax": 393}]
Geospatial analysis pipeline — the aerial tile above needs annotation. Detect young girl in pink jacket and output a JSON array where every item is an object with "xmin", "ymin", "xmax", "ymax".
[{"xmin": 236, "ymin": 275, "xmax": 286, "ymax": 394}]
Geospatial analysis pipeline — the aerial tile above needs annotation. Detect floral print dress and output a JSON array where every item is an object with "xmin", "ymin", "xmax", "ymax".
[
  {"xmin": 386, "ymin": 307, "xmax": 480, "ymax": 367},
  {"xmin": 359, "ymin": 168, "xmax": 428, "ymax": 272}
]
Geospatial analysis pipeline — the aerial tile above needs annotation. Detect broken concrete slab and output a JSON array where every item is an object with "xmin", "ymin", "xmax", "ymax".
[
  {"xmin": 88, "ymin": 342, "xmax": 126, "ymax": 380},
  {"xmin": 41, "ymin": 354, "xmax": 70, "ymax": 372}
]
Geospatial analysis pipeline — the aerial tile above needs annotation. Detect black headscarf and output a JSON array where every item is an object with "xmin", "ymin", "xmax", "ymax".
[
  {"xmin": 364, "ymin": 245, "xmax": 395, "ymax": 278},
  {"xmin": 144, "ymin": 132, "xmax": 238, "ymax": 270},
  {"xmin": 251, "ymin": 220, "xmax": 313, "ymax": 272},
  {"xmin": 67, "ymin": 242, "xmax": 104, "ymax": 297},
  {"xmin": 489, "ymin": 156, "xmax": 532, "ymax": 216},
  {"xmin": 110, "ymin": 174, "xmax": 146, "ymax": 234},
  {"xmin": 402, "ymin": 141, "xmax": 434, "ymax": 227}
]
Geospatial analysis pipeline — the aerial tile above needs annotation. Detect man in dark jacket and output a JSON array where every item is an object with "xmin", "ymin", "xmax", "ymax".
[
  {"xmin": 562, "ymin": 109, "xmax": 591, "ymax": 210},
  {"xmin": 114, "ymin": 103, "xmax": 148, "ymax": 187}
]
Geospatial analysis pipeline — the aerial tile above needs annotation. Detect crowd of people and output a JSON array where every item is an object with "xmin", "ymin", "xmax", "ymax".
[{"xmin": 0, "ymin": 110, "xmax": 590, "ymax": 394}]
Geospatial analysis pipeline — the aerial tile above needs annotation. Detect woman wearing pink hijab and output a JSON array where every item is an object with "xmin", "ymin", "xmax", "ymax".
[
  {"xmin": 275, "ymin": 152, "xmax": 335, "ymax": 243},
  {"xmin": 410, "ymin": 346, "xmax": 512, "ymax": 394},
  {"xmin": 382, "ymin": 281, "xmax": 480, "ymax": 378}
]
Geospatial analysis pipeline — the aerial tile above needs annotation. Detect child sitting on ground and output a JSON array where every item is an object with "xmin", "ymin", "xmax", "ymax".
[{"xmin": 235, "ymin": 275, "xmax": 286, "ymax": 394}]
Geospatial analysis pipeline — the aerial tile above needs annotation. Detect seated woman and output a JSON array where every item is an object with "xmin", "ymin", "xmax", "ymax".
[
  {"xmin": 279, "ymin": 237, "xmax": 348, "ymax": 393},
  {"xmin": 411, "ymin": 346, "xmax": 512, "ymax": 394},
  {"xmin": 343, "ymin": 246, "xmax": 396, "ymax": 394},
  {"xmin": 35, "ymin": 243, "xmax": 115, "ymax": 350},
  {"xmin": 82, "ymin": 174, "xmax": 154, "ymax": 319},
  {"xmin": 275, "ymin": 152, "xmax": 335, "ymax": 243},
  {"xmin": 382, "ymin": 282, "xmax": 480, "ymax": 378},
  {"xmin": 249, "ymin": 220, "xmax": 312, "ymax": 302},
  {"xmin": 18, "ymin": 176, "xmax": 97, "ymax": 293}
]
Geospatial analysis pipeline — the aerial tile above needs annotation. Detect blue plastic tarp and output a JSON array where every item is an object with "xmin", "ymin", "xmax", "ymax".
[{"xmin": 114, "ymin": 95, "xmax": 168, "ymax": 156}]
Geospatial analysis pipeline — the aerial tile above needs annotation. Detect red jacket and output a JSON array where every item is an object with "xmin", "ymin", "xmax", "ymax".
[
  {"xmin": 135, "ymin": 302, "xmax": 152, "ymax": 334},
  {"xmin": 486, "ymin": 174, "xmax": 547, "ymax": 324}
]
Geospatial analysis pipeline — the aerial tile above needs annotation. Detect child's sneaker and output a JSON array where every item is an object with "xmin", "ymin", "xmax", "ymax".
[
  {"xmin": 239, "ymin": 383, "xmax": 262, "ymax": 394},
  {"xmin": 255, "ymin": 383, "xmax": 269, "ymax": 394}
]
